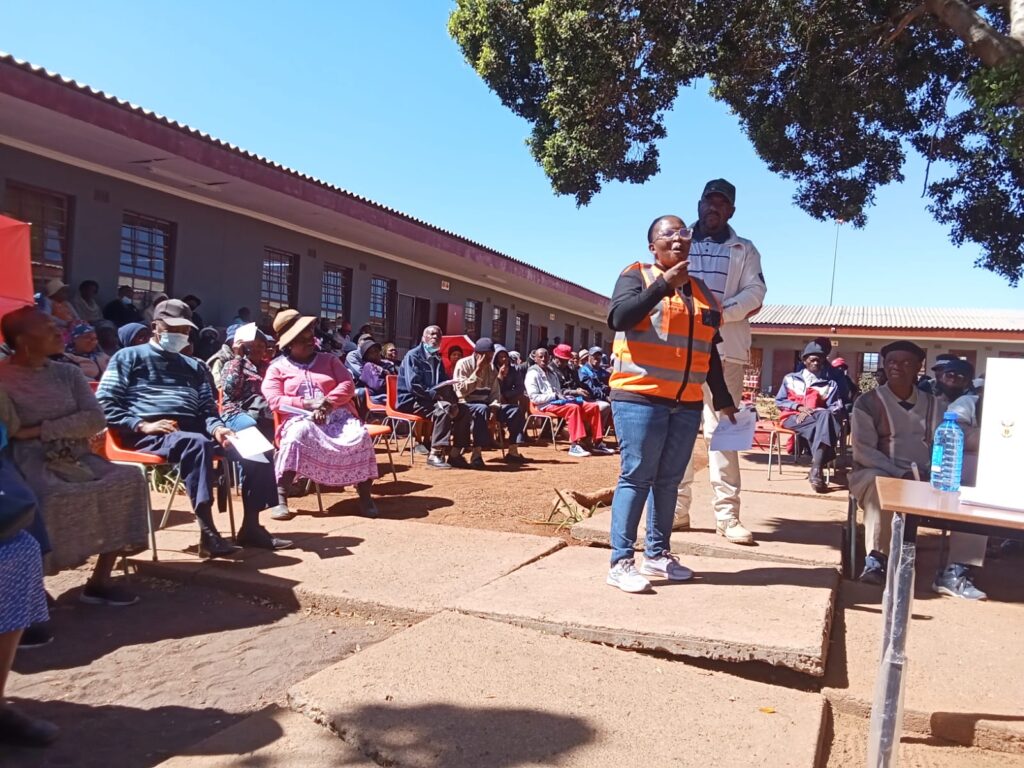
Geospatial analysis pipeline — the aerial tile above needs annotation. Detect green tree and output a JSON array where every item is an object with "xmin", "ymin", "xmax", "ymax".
[{"xmin": 449, "ymin": 0, "xmax": 1024, "ymax": 285}]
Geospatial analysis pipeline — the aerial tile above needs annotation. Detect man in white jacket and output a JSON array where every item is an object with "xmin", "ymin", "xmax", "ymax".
[{"xmin": 674, "ymin": 179, "xmax": 767, "ymax": 544}]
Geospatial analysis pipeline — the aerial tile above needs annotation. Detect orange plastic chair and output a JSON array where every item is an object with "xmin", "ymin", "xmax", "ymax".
[
  {"xmin": 384, "ymin": 374, "xmax": 429, "ymax": 464},
  {"xmin": 364, "ymin": 387, "xmax": 387, "ymax": 422},
  {"xmin": 365, "ymin": 423, "xmax": 399, "ymax": 482},
  {"xmin": 767, "ymin": 420, "xmax": 797, "ymax": 479},
  {"xmin": 272, "ymin": 410, "xmax": 325, "ymax": 514},
  {"xmin": 104, "ymin": 429, "xmax": 236, "ymax": 560}
]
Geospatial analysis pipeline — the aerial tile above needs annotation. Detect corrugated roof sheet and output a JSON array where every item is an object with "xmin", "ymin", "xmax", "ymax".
[
  {"xmin": 0, "ymin": 51, "xmax": 610, "ymax": 304},
  {"xmin": 751, "ymin": 305, "xmax": 1024, "ymax": 332}
]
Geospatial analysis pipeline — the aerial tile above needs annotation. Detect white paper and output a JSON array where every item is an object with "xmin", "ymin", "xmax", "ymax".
[
  {"xmin": 709, "ymin": 407, "xmax": 758, "ymax": 451},
  {"xmin": 233, "ymin": 322, "xmax": 258, "ymax": 343},
  {"xmin": 279, "ymin": 403, "xmax": 315, "ymax": 418},
  {"xmin": 226, "ymin": 426, "xmax": 274, "ymax": 459}
]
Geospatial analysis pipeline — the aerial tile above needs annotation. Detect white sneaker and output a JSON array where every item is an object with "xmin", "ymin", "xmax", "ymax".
[
  {"xmin": 269, "ymin": 503, "xmax": 294, "ymax": 521},
  {"xmin": 588, "ymin": 443, "xmax": 615, "ymax": 456},
  {"xmin": 607, "ymin": 559, "xmax": 651, "ymax": 593},
  {"xmin": 568, "ymin": 444, "xmax": 591, "ymax": 458},
  {"xmin": 716, "ymin": 518, "xmax": 754, "ymax": 545},
  {"xmin": 640, "ymin": 553, "xmax": 693, "ymax": 581},
  {"xmin": 672, "ymin": 514, "xmax": 691, "ymax": 532}
]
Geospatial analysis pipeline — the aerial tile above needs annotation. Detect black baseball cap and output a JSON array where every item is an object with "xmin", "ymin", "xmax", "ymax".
[{"xmin": 702, "ymin": 179, "xmax": 736, "ymax": 206}]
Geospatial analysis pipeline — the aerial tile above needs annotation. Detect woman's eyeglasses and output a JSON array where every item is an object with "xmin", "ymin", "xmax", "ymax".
[{"xmin": 655, "ymin": 228, "xmax": 693, "ymax": 241}]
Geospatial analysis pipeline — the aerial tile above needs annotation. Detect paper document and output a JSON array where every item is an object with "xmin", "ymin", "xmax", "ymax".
[
  {"xmin": 227, "ymin": 426, "xmax": 274, "ymax": 460},
  {"xmin": 279, "ymin": 403, "xmax": 315, "ymax": 419},
  {"xmin": 709, "ymin": 407, "xmax": 758, "ymax": 451}
]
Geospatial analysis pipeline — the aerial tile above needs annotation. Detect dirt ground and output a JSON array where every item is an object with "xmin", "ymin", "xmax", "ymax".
[
  {"xmin": 6, "ymin": 569, "xmax": 401, "ymax": 768},
  {"xmin": 275, "ymin": 437, "xmax": 707, "ymax": 540}
]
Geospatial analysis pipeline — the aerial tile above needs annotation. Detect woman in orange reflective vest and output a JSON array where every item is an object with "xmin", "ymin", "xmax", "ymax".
[{"xmin": 605, "ymin": 215, "xmax": 738, "ymax": 594}]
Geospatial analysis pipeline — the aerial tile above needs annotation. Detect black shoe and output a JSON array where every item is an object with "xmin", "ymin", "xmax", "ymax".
[
  {"xmin": 199, "ymin": 531, "xmax": 239, "ymax": 559},
  {"xmin": 236, "ymin": 526, "xmax": 293, "ymax": 551},
  {"xmin": 18, "ymin": 623, "xmax": 54, "ymax": 650},
  {"xmin": 501, "ymin": 453, "xmax": 527, "ymax": 464},
  {"xmin": 470, "ymin": 456, "xmax": 486, "ymax": 470},
  {"xmin": 859, "ymin": 550, "xmax": 888, "ymax": 585},
  {"xmin": 80, "ymin": 582, "xmax": 140, "ymax": 607},
  {"xmin": 426, "ymin": 454, "xmax": 451, "ymax": 470},
  {"xmin": 359, "ymin": 499, "xmax": 379, "ymax": 518},
  {"xmin": 448, "ymin": 454, "xmax": 471, "ymax": 469},
  {"xmin": 808, "ymin": 467, "xmax": 828, "ymax": 493},
  {"xmin": 0, "ymin": 706, "xmax": 59, "ymax": 747}
]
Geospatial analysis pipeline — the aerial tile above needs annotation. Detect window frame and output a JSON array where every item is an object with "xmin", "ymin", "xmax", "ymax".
[
  {"xmin": 260, "ymin": 246, "xmax": 300, "ymax": 318},
  {"xmin": 463, "ymin": 299, "xmax": 483, "ymax": 340},
  {"xmin": 3, "ymin": 180, "xmax": 73, "ymax": 285},
  {"xmin": 118, "ymin": 210, "xmax": 176, "ymax": 302},
  {"xmin": 368, "ymin": 275, "xmax": 397, "ymax": 340},
  {"xmin": 491, "ymin": 306, "xmax": 508, "ymax": 344},
  {"xmin": 320, "ymin": 262, "xmax": 353, "ymax": 322}
]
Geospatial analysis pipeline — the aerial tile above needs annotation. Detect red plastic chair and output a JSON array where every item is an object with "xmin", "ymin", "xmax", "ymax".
[
  {"xmin": 384, "ymin": 375, "xmax": 430, "ymax": 464},
  {"xmin": 365, "ymin": 387, "xmax": 387, "ymax": 422},
  {"xmin": 272, "ymin": 410, "xmax": 325, "ymax": 514},
  {"xmin": 365, "ymin": 423, "xmax": 399, "ymax": 482},
  {"xmin": 104, "ymin": 429, "xmax": 236, "ymax": 560}
]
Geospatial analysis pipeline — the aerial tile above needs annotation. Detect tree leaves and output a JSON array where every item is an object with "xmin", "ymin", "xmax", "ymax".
[{"xmin": 449, "ymin": 0, "xmax": 1024, "ymax": 284}]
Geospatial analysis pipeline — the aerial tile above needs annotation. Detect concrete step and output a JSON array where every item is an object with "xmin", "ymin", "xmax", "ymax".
[
  {"xmin": 154, "ymin": 705, "xmax": 376, "ymax": 767},
  {"xmin": 132, "ymin": 518, "xmax": 562, "ymax": 620},
  {"xmin": 570, "ymin": 491, "xmax": 846, "ymax": 568},
  {"xmin": 450, "ymin": 545, "xmax": 839, "ymax": 676},
  {"xmin": 288, "ymin": 611, "xmax": 828, "ymax": 767},
  {"xmin": 824, "ymin": 562, "xmax": 1024, "ymax": 754}
]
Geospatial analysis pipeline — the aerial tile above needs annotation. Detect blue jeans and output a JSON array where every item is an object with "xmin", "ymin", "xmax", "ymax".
[{"xmin": 609, "ymin": 399, "xmax": 701, "ymax": 564}]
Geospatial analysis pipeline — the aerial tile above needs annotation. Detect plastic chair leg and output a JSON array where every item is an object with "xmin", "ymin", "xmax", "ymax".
[
  {"xmin": 846, "ymin": 494, "xmax": 859, "ymax": 579},
  {"xmin": 224, "ymin": 464, "xmax": 236, "ymax": 539},
  {"xmin": 382, "ymin": 436, "xmax": 398, "ymax": 482},
  {"xmin": 158, "ymin": 469, "xmax": 183, "ymax": 530}
]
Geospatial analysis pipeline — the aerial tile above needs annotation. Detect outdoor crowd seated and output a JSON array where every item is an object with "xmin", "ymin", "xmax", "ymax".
[
  {"xmin": 775, "ymin": 341, "xmax": 850, "ymax": 493},
  {"xmin": 95, "ymin": 320, "xmax": 121, "ymax": 356},
  {"xmin": 576, "ymin": 345, "xmax": 613, "ymax": 431},
  {"xmin": 55, "ymin": 323, "xmax": 110, "ymax": 381},
  {"xmin": 850, "ymin": 341, "xmax": 988, "ymax": 600},
  {"xmin": 525, "ymin": 346, "xmax": 612, "ymax": 458},
  {"xmin": 452, "ymin": 337, "xmax": 527, "ymax": 466},
  {"xmin": 103, "ymin": 285, "xmax": 144, "ymax": 327},
  {"xmin": 206, "ymin": 323, "xmax": 240, "ymax": 388},
  {"xmin": 0, "ymin": 307, "xmax": 149, "ymax": 607},
  {"xmin": 97, "ymin": 299, "xmax": 292, "ymax": 558},
  {"xmin": 493, "ymin": 345, "xmax": 529, "ymax": 446},
  {"xmin": 194, "ymin": 327, "xmax": 221, "ymax": 362},
  {"xmin": 0, "ymin": 439, "xmax": 58, "ymax": 747},
  {"xmin": 396, "ymin": 325, "xmax": 472, "ymax": 470},
  {"xmin": 344, "ymin": 333, "xmax": 374, "ymax": 380},
  {"xmin": 262, "ymin": 309, "xmax": 380, "ymax": 518},
  {"xmin": 36, "ymin": 280, "xmax": 79, "ymax": 342}
]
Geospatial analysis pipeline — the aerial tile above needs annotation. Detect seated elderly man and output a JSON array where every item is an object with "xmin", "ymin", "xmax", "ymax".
[
  {"xmin": 452, "ymin": 338, "xmax": 527, "ymax": 467},
  {"xmin": 97, "ymin": 299, "xmax": 291, "ymax": 558},
  {"xmin": 775, "ymin": 341, "xmax": 848, "ymax": 493},
  {"xmin": 850, "ymin": 341, "xmax": 986, "ymax": 599},
  {"xmin": 525, "ymin": 347, "xmax": 612, "ymax": 458},
  {"xmin": 578, "ymin": 345, "xmax": 612, "ymax": 431},
  {"xmin": 396, "ymin": 325, "xmax": 471, "ymax": 470}
]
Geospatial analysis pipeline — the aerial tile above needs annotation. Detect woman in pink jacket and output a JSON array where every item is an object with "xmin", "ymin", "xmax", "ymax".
[{"xmin": 261, "ymin": 309, "xmax": 378, "ymax": 517}]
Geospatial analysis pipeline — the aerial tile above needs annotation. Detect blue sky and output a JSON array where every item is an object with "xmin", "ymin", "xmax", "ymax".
[{"xmin": 3, "ymin": 1, "xmax": 1020, "ymax": 308}]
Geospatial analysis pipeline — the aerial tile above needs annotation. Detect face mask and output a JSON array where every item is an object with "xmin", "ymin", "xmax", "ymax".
[
  {"xmin": 157, "ymin": 332, "xmax": 190, "ymax": 354},
  {"xmin": 121, "ymin": 296, "xmax": 133, "ymax": 306},
  {"xmin": 424, "ymin": 343, "xmax": 440, "ymax": 354}
]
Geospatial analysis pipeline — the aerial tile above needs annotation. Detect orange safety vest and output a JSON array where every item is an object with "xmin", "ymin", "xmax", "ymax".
[{"xmin": 610, "ymin": 263, "xmax": 722, "ymax": 402}]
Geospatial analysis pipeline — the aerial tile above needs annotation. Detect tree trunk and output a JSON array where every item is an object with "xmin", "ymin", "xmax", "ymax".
[
  {"xmin": 1011, "ymin": 0, "xmax": 1024, "ymax": 45},
  {"xmin": 925, "ymin": 0, "xmax": 1024, "ymax": 66}
]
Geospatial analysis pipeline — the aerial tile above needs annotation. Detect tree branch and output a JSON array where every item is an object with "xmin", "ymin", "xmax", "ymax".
[
  {"xmin": 887, "ymin": 4, "xmax": 927, "ymax": 44},
  {"xmin": 924, "ymin": 0, "xmax": 1024, "ymax": 66},
  {"xmin": 1011, "ymin": 0, "xmax": 1024, "ymax": 44}
]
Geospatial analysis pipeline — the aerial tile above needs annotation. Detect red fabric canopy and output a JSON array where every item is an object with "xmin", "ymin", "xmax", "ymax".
[{"xmin": 0, "ymin": 215, "xmax": 33, "ymax": 341}]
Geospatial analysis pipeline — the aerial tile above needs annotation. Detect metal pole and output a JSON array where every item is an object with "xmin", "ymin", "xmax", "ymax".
[{"xmin": 829, "ymin": 220, "xmax": 841, "ymax": 306}]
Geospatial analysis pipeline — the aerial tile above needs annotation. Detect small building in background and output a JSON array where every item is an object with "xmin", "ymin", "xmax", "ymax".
[{"xmin": 747, "ymin": 305, "xmax": 1024, "ymax": 394}]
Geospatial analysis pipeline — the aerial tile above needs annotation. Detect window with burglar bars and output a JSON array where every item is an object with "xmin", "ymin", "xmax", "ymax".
[
  {"xmin": 321, "ymin": 263, "xmax": 352, "ymax": 321},
  {"xmin": 514, "ymin": 312, "xmax": 529, "ymax": 352},
  {"xmin": 563, "ymin": 324, "xmax": 575, "ymax": 348},
  {"xmin": 595, "ymin": 330, "xmax": 604, "ymax": 350},
  {"xmin": 492, "ymin": 306, "xmax": 507, "ymax": 344},
  {"xmin": 4, "ymin": 181, "xmax": 72, "ymax": 285},
  {"xmin": 580, "ymin": 327, "xmax": 590, "ymax": 350},
  {"xmin": 260, "ymin": 247, "xmax": 299, "ymax": 318},
  {"xmin": 119, "ymin": 211, "xmax": 175, "ymax": 300},
  {"xmin": 368, "ymin": 275, "xmax": 396, "ymax": 340},
  {"xmin": 464, "ymin": 299, "xmax": 482, "ymax": 340},
  {"xmin": 859, "ymin": 352, "xmax": 880, "ymax": 377}
]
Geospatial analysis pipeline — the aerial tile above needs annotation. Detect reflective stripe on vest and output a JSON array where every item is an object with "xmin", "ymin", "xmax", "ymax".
[{"xmin": 610, "ymin": 264, "xmax": 721, "ymax": 401}]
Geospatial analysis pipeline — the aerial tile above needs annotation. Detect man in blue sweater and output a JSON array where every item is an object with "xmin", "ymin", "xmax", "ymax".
[{"xmin": 97, "ymin": 300, "xmax": 291, "ymax": 557}]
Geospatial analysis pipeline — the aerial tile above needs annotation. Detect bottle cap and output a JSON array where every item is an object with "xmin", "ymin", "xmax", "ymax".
[{"xmin": 943, "ymin": 411, "xmax": 959, "ymax": 420}]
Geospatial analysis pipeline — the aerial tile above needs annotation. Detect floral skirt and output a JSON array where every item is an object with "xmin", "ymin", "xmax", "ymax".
[
  {"xmin": 275, "ymin": 409, "xmax": 378, "ymax": 487},
  {"xmin": 0, "ymin": 531, "xmax": 48, "ymax": 634}
]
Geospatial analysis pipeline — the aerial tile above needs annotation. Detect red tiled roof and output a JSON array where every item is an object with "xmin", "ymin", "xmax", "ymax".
[{"xmin": 751, "ymin": 305, "xmax": 1024, "ymax": 332}]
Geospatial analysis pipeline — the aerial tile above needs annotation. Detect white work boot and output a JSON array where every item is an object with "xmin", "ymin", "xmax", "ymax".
[
  {"xmin": 716, "ymin": 517, "xmax": 754, "ymax": 545},
  {"xmin": 671, "ymin": 513, "xmax": 691, "ymax": 532}
]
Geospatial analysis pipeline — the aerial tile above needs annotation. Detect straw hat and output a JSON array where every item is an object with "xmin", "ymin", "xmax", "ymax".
[{"xmin": 273, "ymin": 309, "xmax": 316, "ymax": 350}]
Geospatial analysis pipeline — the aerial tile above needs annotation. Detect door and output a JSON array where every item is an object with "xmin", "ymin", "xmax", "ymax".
[{"xmin": 396, "ymin": 295, "xmax": 432, "ymax": 351}]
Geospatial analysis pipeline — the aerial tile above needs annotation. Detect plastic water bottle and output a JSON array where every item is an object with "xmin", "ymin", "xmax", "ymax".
[{"xmin": 930, "ymin": 412, "xmax": 964, "ymax": 492}]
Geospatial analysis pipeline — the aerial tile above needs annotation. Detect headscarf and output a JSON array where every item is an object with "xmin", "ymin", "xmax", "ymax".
[
  {"xmin": 117, "ymin": 322, "xmax": 148, "ymax": 348},
  {"xmin": 70, "ymin": 323, "xmax": 94, "ymax": 340}
]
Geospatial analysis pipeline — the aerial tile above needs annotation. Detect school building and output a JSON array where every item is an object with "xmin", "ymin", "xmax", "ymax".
[
  {"xmin": 0, "ymin": 52, "xmax": 610, "ymax": 352},
  {"xmin": 748, "ymin": 305, "xmax": 1024, "ymax": 393}
]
